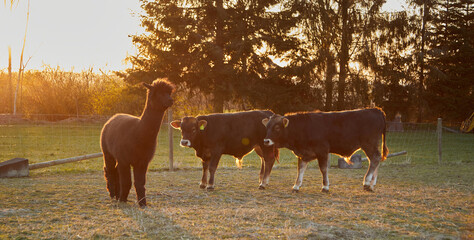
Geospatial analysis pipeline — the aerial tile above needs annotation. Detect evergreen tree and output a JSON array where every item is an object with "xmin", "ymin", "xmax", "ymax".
[
  {"xmin": 425, "ymin": 0, "xmax": 474, "ymax": 121},
  {"xmin": 123, "ymin": 0, "xmax": 311, "ymax": 113}
]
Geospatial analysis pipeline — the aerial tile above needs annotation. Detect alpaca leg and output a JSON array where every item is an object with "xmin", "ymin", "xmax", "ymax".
[
  {"xmin": 133, "ymin": 167, "xmax": 147, "ymax": 207},
  {"xmin": 114, "ymin": 166, "xmax": 120, "ymax": 200},
  {"xmin": 117, "ymin": 163, "xmax": 132, "ymax": 202},
  {"xmin": 103, "ymin": 153, "xmax": 118, "ymax": 199}
]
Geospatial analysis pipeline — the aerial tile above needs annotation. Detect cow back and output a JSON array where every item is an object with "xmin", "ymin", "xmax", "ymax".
[
  {"xmin": 285, "ymin": 108, "xmax": 386, "ymax": 157},
  {"xmin": 196, "ymin": 110, "xmax": 273, "ymax": 157}
]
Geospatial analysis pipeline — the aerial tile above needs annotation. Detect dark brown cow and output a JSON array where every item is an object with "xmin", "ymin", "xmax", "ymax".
[
  {"xmin": 262, "ymin": 108, "xmax": 388, "ymax": 192},
  {"xmin": 170, "ymin": 110, "xmax": 279, "ymax": 190}
]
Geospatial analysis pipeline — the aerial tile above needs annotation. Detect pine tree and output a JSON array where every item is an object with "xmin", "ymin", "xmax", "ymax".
[
  {"xmin": 425, "ymin": 0, "xmax": 474, "ymax": 121},
  {"xmin": 123, "ymin": 0, "xmax": 309, "ymax": 113}
]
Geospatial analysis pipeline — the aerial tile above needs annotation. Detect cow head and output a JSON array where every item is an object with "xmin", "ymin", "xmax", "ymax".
[
  {"xmin": 170, "ymin": 117, "xmax": 207, "ymax": 148},
  {"xmin": 262, "ymin": 114, "xmax": 289, "ymax": 147}
]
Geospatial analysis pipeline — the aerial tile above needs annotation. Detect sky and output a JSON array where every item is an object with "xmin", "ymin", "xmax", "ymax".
[{"xmin": 1, "ymin": 0, "xmax": 406, "ymax": 73}]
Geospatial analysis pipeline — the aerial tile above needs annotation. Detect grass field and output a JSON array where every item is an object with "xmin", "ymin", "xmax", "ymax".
[
  {"xmin": 1, "ymin": 165, "xmax": 472, "ymax": 239},
  {"xmin": 0, "ymin": 121, "xmax": 473, "ymax": 239}
]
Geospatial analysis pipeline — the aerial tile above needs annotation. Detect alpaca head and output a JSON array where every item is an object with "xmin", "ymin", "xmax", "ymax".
[{"xmin": 143, "ymin": 78, "xmax": 175, "ymax": 111}]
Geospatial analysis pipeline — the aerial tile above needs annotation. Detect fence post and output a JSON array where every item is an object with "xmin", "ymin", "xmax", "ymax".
[
  {"xmin": 168, "ymin": 108, "xmax": 174, "ymax": 171},
  {"xmin": 437, "ymin": 118, "xmax": 442, "ymax": 164},
  {"xmin": 328, "ymin": 153, "xmax": 331, "ymax": 168}
]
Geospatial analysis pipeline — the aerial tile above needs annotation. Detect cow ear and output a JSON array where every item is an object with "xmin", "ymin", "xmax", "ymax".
[
  {"xmin": 198, "ymin": 120, "xmax": 207, "ymax": 130},
  {"xmin": 262, "ymin": 118, "xmax": 269, "ymax": 127},
  {"xmin": 170, "ymin": 120, "xmax": 181, "ymax": 129},
  {"xmin": 282, "ymin": 118, "xmax": 289, "ymax": 128},
  {"xmin": 142, "ymin": 82, "xmax": 152, "ymax": 90}
]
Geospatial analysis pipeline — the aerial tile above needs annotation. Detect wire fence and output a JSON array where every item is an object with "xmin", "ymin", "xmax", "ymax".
[{"xmin": 0, "ymin": 114, "xmax": 473, "ymax": 174}]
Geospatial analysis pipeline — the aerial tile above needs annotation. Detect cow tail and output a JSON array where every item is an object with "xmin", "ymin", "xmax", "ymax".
[
  {"xmin": 235, "ymin": 158, "xmax": 243, "ymax": 169},
  {"xmin": 381, "ymin": 110, "xmax": 389, "ymax": 161}
]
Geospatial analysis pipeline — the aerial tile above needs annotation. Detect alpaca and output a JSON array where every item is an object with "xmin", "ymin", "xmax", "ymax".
[{"xmin": 100, "ymin": 78, "xmax": 174, "ymax": 207}]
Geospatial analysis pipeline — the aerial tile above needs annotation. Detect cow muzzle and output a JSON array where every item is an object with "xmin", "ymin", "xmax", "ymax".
[
  {"xmin": 263, "ymin": 138, "xmax": 274, "ymax": 146},
  {"xmin": 180, "ymin": 139, "xmax": 191, "ymax": 147}
]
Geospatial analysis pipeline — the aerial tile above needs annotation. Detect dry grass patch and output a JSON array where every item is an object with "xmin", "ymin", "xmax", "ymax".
[{"xmin": 0, "ymin": 163, "xmax": 472, "ymax": 239}]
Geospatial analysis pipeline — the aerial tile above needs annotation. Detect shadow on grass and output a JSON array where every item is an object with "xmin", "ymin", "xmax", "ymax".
[{"xmin": 116, "ymin": 202, "xmax": 198, "ymax": 240}]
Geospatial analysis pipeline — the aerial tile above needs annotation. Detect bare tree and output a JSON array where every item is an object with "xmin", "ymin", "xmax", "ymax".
[
  {"xmin": 8, "ymin": 47, "xmax": 13, "ymax": 112},
  {"xmin": 12, "ymin": 0, "xmax": 30, "ymax": 115}
]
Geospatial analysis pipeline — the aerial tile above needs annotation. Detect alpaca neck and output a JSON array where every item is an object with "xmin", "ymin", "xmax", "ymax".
[{"xmin": 139, "ymin": 100, "xmax": 166, "ymax": 139}]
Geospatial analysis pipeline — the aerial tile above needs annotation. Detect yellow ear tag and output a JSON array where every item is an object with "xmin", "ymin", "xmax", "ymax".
[{"xmin": 199, "ymin": 125, "xmax": 205, "ymax": 130}]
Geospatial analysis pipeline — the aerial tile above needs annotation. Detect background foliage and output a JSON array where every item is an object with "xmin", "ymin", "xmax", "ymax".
[{"xmin": 1, "ymin": 0, "xmax": 473, "ymax": 122}]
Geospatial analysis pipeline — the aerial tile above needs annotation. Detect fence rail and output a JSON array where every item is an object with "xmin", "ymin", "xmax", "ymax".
[{"xmin": 1, "ymin": 114, "xmax": 473, "ymax": 174}]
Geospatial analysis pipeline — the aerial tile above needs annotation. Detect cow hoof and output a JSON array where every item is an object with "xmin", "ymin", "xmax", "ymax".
[
  {"xmin": 206, "ymin": 186, "xmax": 215, "ymax": 191},
  {"xmin": 292, "ymin": 189, "xmax": 299, "ymax": 193},
  {"xmin": 321, "ymin": 188, "xmax": 330, "ymax": 193},
  {"xmin": 363, "ymin": 185, "xmax": 374, "ymax": 192},
  {"xmin": 258, "ymin": 185, "xmax": 265, "ymax": 190}
]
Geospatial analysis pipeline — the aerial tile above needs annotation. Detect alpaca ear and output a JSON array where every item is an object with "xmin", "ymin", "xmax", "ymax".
[
  {"xmin": 198, "ymin": 120, "xmax": 207, "ymax": 130},
  {"xmin": 282, "ymin": 118, "xmax": 289, "ymax": 128},
  {"xmin": 142, "ymin": 82, "xmax": 152, "ymax": 90},
  {"xmin": 262, "ymin": 118, "xmax": 269, "ymax": 127},
  {"xmin": 170, "ymin": 120, "xmax": 181, "ymax": 129}
]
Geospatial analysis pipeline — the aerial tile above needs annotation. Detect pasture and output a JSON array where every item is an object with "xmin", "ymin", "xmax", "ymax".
[{"xmin": 0, "ymin": 120, "xmax": 473, "ymax": 239}]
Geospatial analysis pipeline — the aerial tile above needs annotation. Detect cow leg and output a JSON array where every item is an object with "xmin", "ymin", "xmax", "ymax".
[
  {"xmin": 259, "ymin": 146, "xmax": 276, "ymax": 190},
  {"xmin": 317, "ymin": 154, "xmax": 330, "ymax": 193},
  {"xmin": 363, "ymin": 149, "xmax": 382, "ymax": 192},
  {"xmin": 292, "ymin": 157, "xmax": 309, "ymax": 193},
  {"xmin": 207, "ymin": 154, "xmax": 222, "ymax": 191},
  {"xmin": 103, "ymin": 153, "xmax": 119, "ymax": 200},
  {"xmin": 371, "ymin": 166, "xmax": 379, "ymax": 186},
  {"xmin": 254, "ymin": 146, "xmax": 265, "ymax": 187},
  {"xmin": 117, "ymin": 162, "xmax": 132, "ymax": 203},
  {"xmin": 133, "ymin": 166, "xmax": 148, "ymax": 207},
  {"xmin": 200, "ymin": 159, "xmax": 209, "ymax": 189}
]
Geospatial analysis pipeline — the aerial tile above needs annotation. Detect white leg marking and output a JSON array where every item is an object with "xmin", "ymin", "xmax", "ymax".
[
  {"xmin": 364, "ymin": 173, "xmax": 373, "ymax": 186},
  {"xmin": 293, "ymin": 161, "xmax": 308, "ymax": 190},
  {"xmin": 371, "ymin": 166, "xmax": 379, "ymax": 186},
  {"xmin": 263, "ymin": 175, "xmax": 270, "ymax": 185}
]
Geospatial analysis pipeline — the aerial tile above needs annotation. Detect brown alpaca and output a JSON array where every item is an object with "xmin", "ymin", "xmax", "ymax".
[{"xmin": 100, "ymin": 79, "xmax": 174, "ymax": 207}]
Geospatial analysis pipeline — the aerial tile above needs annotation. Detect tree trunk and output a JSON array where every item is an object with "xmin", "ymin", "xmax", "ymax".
[
  {"xmin": 213, "ymin": 0, "xmax": 225, "ymax": 113},
  {"xmin": 417, "ymin": 1, "xmax": 428, "ymax": 123},
  {"xmin": 337, "ymin": 0, "xmax": 350, "ymax": 111},
  {"xmin": 324, "ymin": 53, "xmax": 334, "ymax": 111}
]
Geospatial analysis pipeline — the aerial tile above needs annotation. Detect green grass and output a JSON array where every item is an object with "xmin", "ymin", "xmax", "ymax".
[{"xmin": 1, "ymin": 122, "xmax": 472, "ymax": 176}]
